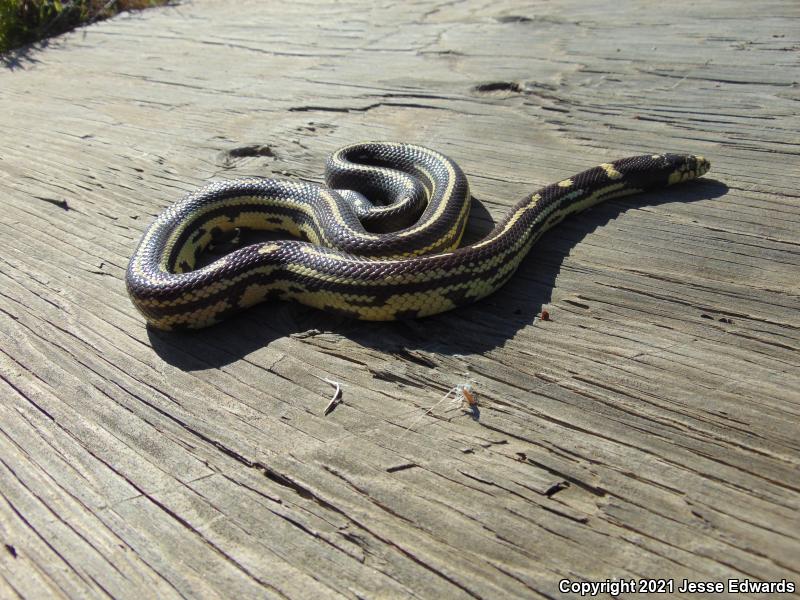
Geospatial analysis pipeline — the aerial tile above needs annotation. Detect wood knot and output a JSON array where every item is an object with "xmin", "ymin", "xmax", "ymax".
[{"xmin": 216, "ymin": 144, "xmax": 276, "ymax": 169}]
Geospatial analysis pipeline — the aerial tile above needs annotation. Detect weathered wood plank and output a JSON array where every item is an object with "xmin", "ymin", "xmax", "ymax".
[{"xmin": 1, "ymin": 0, "xmax": 798, "ymax": 598}]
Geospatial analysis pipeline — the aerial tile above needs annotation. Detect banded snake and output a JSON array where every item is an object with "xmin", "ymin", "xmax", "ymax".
[{"xmin": 125, "ymin": 142, "xmax": 709, "ymax": 330}]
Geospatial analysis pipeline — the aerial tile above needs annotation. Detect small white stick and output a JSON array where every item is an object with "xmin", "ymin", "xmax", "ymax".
[
  {"xmin": 399, "ymin": 385, "xmax": 459, "ymax": 438},
  {"xmin": 314, "ymin": 376, "xmax": 342, "ymax": 415}
]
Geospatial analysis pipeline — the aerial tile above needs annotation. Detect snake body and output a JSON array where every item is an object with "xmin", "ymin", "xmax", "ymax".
[{"xmin": 126, "ymin": 143, "xmax": 709, "ymax": 330}]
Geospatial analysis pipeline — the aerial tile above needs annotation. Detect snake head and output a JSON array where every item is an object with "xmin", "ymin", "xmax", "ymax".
[
  {"xmin": 607, "ymin": 153, "xmax": 710, "ymax": 189},
  {"xmin": 659, "ymin": 153, "xmax": 711, "ymax": 185}
]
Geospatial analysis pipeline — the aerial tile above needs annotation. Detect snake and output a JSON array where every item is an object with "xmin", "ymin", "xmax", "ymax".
[{"xmin": 125, "ymin": 142, "xmax": 709, "ymax": 330}]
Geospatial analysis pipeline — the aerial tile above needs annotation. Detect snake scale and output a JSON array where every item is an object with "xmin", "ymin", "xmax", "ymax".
[{"xmin": 125, "ymin": 142, "xmax": 709, "ymax": 330}]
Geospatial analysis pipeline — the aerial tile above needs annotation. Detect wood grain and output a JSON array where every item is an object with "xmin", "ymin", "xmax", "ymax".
[{"xmin": 1, "ymin": 0, "xmax": 798, "ymax": 597}]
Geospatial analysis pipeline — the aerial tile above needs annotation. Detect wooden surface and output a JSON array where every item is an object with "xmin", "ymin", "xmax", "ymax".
[{"xmin": 1, "ymin": 1, "xmax": 798, "ymax": 598}]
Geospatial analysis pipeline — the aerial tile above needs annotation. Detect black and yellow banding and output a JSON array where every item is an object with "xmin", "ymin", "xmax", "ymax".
[{"xmin": 126, "ymin": 142, "xmax": 710, "ymax": 330}]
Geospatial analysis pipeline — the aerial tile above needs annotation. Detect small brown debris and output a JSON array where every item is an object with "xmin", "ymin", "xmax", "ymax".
[{"xmin": 461, "ymin": 385, "xmax": 477, "ymax": 408}]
